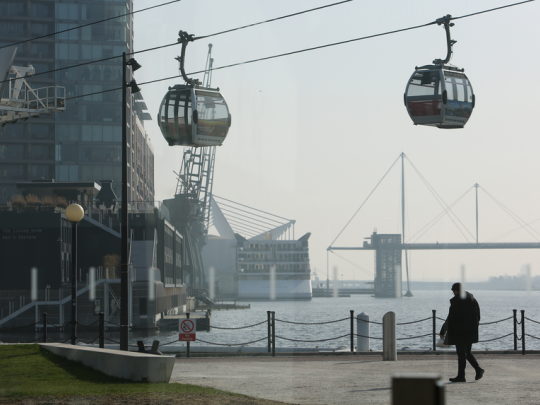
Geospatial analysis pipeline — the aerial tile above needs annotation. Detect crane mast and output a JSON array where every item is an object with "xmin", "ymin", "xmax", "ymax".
[{"xmin": 164, "ymin": 44, "xmax": 217, "ymax": 291}]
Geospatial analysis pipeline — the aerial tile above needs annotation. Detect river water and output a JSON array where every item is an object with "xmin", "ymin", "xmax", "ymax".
[{"xmin": 4, "ymin": 290, "xmax": 540, "ymax": 351}]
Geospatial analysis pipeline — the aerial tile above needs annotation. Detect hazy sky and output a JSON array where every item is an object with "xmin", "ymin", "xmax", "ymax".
[{"xmin": 133, "ymin": 0, "xmax": 540, "ymax": 283}]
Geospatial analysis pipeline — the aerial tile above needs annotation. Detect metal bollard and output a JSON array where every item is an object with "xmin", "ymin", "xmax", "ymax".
[
  {"xmin": 392, "ymin": 373, "xmax": 445, "ymax": 405},
  {"xmin": 521, "ymin": 310, "xmax": 525, "ymax": 355},
  {"xmin": 99, "ymin": 312, "xmax": 105, "ymax": 348},
  {"xmin": 42, "ymin": 313, "xmax": 48, "ymax": 343},
  {"xmin": 513, "ymin": 309, "xmax": 517, "ymax": 351},
  {"xmin": 357, "ymin": 312, "xmax": 370, "ymax": 352},
  {"xmin": 187, "ymin": 312, "xmax": 190, "ymax": 359},
  {"xmin": 350, "ymin": 310, "xmax": 354, "ymax": 354},
  {"xmin": 267, "ymin": 311, "xmax": 271, "ymax": 353},
  {"xmin": 432, "ymin": 310, "xmax": 437, "ymax": 352},
  {"xmin": 383, "ymin": 312, "xmax": 397, "ymax": 361},
  {"xmin": 271, "ymin": 311, "xmax": 276, "ymax": 357}
]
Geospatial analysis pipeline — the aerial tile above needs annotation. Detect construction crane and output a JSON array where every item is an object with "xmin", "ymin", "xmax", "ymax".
[
  {"xmin": 0, "ymin": 46, "xmax": 65, "ymax": 126},
  {"xmin": 163, "ymin": 44, "xmax": 217, "ymax": 302}
]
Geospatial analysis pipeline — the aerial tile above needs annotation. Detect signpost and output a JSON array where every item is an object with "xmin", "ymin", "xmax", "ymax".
[{"xmin": 179, "ymin": 313, "xmax": 195, "ymax": 358}]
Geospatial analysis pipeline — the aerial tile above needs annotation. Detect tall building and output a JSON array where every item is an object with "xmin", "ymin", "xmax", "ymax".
[{"xmin": 0, "ymin": 0, "xmax": 153, "ymax": 204}]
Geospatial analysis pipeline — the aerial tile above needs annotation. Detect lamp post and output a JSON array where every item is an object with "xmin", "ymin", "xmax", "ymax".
[
  {"xmin": 120, "ymin": 53, "xmax": 141, "ymax": 351},
  {"xmin": 66, "ymin": 203, "xmax": 84, "ymax": 345}
]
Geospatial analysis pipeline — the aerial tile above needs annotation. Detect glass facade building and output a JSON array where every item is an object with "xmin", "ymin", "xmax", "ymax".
[{"xmin": 0, "ymin": 0, "xmax": 154, "ymax": 204}]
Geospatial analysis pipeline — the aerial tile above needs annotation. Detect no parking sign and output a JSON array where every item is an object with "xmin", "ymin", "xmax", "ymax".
[{"xmin": 179, "ymin": 318, "xmax": 196, "ymax": 341}]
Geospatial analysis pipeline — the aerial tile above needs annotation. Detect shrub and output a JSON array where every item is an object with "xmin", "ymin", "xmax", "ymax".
[
  {"xmin": 56, "ymin": 196, "xmax": 68, "ymax": 209},
  {"xmin": 25, "ymin": 194, "xmax": 40, "ymax": 206},
  {"xmin": 11, "ymin": 195, "xmax": 26, "ymax": 208},
  {"xmin": 42, "ymin": 196, "xmax": 55, "ymax": 207}
]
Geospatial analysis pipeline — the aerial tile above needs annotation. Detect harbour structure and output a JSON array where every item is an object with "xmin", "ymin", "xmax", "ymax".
[
  {"xmin": 0, "ymin": 0, "xmax": 154, "ymax": 204},
  {"xmin": 0, "ymin": 181, "xmax": 188, "ymax": 330},
  {"xmin": 203, "ymin": 195, "xmax": 312, "ymax": 300}
]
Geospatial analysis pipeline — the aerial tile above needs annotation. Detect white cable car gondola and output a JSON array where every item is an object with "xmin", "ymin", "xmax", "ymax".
[
  {"xmin": 158, "ymin": 31, "xmax": 231, "ymax": 146},
  {"xmin": 404, "ymin": 15, "xmax": 475, "ymax": 129}
]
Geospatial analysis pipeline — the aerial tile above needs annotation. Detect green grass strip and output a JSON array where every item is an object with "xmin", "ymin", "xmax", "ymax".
[{"xmin": 0, "ymin": 344, "xmax": 241, "ymax": 399}]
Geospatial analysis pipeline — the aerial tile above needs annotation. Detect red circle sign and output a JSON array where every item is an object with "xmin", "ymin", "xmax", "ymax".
[{"xmin": 181, "ymin": 319, "xmax": 195, "ymax": 333}]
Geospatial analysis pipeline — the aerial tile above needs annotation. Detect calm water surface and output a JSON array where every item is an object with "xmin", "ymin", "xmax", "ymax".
[{"xmin": 139, "ymin": 290, "xmax": 540, "ymax": 351}]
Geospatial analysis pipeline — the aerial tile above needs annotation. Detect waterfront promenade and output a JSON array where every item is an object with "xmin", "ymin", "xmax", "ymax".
[{"xmin": 170, "ymin": 353, "xmax": 540, "ymax": 404}]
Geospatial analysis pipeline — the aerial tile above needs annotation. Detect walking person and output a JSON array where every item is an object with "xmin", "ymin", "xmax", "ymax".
[{"xmin": 439, "ymin": 283, "xmax": 485, "ymax": 382}]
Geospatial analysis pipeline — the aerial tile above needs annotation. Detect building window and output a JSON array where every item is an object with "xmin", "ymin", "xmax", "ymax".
[
  {"xmin": 31, "ymin": 145, "xmax": 54, "ymax": 160},
  {"xmin": 55, "ymin": 165, "xmax": 79, "ymax": 182},
  {"xmin": 0, "ymin": 164, "xmax": 24, "ymax": 180},
  {"xmin": 0, "ymin": 144, "xmax": 24, "ymax": 160}
]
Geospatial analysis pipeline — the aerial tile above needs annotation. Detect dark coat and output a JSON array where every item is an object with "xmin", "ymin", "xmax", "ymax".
[{"xmin": 440, "ymin": 292, "xmax": 480, "ymax": 345}]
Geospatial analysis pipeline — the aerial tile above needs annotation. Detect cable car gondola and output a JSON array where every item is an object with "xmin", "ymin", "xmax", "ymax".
[
  {"xmin": 158, "ymin": 31, "xmax": 231, "ymax": 147},
  {"xmin": 404, "ymin": 15, "xmax": 475, "ymax": 129}
]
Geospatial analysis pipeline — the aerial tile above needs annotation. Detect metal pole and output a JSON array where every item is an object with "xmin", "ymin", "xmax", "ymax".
[
  {"xmin": 521, "ymin": 310, "xmax": 525, "ymax": 355},
  {"xmin": 475, "ymin": 183, "xmax": 479, "ymax": 243},
  {"xmin": 350, "ymin": 310, "xmax": 354, "ymax": 354},
  {"xmin": 513, "ymin": 309, "xmax": 517, "ymax": 351},
  {"xmin": 267, "ymin": 311, "xmax": 271, "ymax": 353},
  {"xmin": 99, "ymin": 312, "xmax": 105, "ymax": 348},
  {"xmin": 186, "ymin": 312, "xmax": 190, "ymax": 358},
  {"xmin": 402, "ymin": 153, "xmax": 411, "ymax": 296},
  {"xmin": 271, "ymin": 311, "xmax": 275, "ymax": 357},
  {"xmin": 71, "ymin": 222, "xmax": 78, "ymax": 345},
  {"xmin": 43, "ymin": 312, "xmax": 47, "ymax": 343},
  {"xmin": 120, "ymin": 52, "xmax": 129, "ymax": 351},
  {"xmin": 432, "ymin": 310, "xmax": 436, "ymax": 352}
]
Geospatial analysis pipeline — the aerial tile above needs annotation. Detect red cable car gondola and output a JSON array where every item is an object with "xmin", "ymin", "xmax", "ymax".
[{"xmin": 404, "ymin": 15, "xmax": 475, "ymax": 129}]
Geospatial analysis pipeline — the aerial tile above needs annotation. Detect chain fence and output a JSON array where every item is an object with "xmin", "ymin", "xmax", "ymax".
[{"xmin": 1, "ymin": 311, "xmax": 538, "ymax": 352}]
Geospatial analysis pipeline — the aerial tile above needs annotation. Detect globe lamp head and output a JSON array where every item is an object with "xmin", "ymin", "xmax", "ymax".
[{"xmin": 66, "ymin": 203, "xmax": 84, "ymax": 223}]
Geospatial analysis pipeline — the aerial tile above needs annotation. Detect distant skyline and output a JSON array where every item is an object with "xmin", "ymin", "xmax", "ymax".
[{"xmin": 133, "ymin": 0, "xmax": 540, "ymax": 282}]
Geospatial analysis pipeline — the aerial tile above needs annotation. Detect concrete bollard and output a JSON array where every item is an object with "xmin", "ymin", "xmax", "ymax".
[
  {"xmin": 356, "ymin": 312, "xmax": 370, "ymax": 352},
  {"xmin": 383, "ymin": 311, "xmax": 397, "ymax": 361}
]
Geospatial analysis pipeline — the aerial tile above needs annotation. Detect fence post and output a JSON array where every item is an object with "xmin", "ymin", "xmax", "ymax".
[
  {"xmin": 350, "ymin": 310, "xmax": 354, "ymax": 354},
  {"xmin": 99, "ymin": 312, "xmax": 105, "ymax": 348},
  {"xmin": 267, "ymin": 311, "xmax": 271, "ymax": 353},
  {"xmin": 186, "ymin": 312, "xmax": 190, "ymax": 359},
  {"xmin": 521, "ymin": 310, "xmax": 525, "ymax": 356},
  {"xmin": 383, "ymin": 311, "xmax": 397, "ymax": 361},
  {"xmin": 271, "ymin": 311, "xmax": 276, "ymax": 358},
  {"xmin": 432, "ymin": 310, "xmax": 436, "ymax": 352},
  {"xmin": 42, "ymin": 312, "xmax": 48, "ymax": 343},
  {"xmin": 357, "ymin": 312, "xmax": 370, "ymax": 352},
  {"xmin": 513, "ymin": 309, "xmax": 517, "ymax": 351}
]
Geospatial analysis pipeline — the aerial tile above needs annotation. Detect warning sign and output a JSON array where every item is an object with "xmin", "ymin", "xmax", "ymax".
[{"xmin": 179, "ymin": 318, "xmax": 196, "ymax": 341}]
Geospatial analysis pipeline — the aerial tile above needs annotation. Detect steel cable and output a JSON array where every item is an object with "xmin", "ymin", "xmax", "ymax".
[
  {"xmin": 276, "ymin": 334, "xmax": 350, "ymax": 343},
  {"xmin": 196, "ymin": 337, "xmax": 268, "ymax": 346},
  {"xmin": 275, "ymin": 317, "xmax": 349, "ymax": 325},
  {"xmin": 478, "ymin": 333, "xmax": 513, "ymax": 343},
  {"xmin": 196, "ymin": 320, "xmax": 268, "ymax": 330},
  {"xmin": 397, "ymin": 317, "xmax": 431, "ymax": 325},
  {"xmin": 479, "ymin": 316, "xmax": 513, "ymax": 325},
  {"xmin": 0, "ymin": 322, "xmax": 39, "ymax": 330},
  {"xmin": 525, "ymin": 333, "xmax": 540, "ymax": 340},
  {"xmin": 355, "ymin": 333, "xmax": 383, "ymax": 340},
  {"xmin": 524, "ymin": 317, "xmax": 540, "ymax": 325},
  {"xmin": 357, "ymin": 318, "xmax": 383, "ymax": 325},
  {"xmin": 396, "ymin": 333, "xmax": 433, "ymax": 340}
]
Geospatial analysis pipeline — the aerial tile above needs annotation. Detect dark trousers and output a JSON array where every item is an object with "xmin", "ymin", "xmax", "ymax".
[{"xmin": 455, "ymin": 343, "xmax": 480, "ymax": 376}]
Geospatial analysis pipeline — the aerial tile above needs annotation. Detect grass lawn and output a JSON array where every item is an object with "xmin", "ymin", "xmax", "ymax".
[{"xmin": 0, "ymin": 344, "xmax": 282, "ymax": 404}]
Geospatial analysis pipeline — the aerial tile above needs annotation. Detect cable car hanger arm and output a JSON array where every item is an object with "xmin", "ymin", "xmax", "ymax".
[
  {"xmin": 176, "ymin": 30, "xmax": 201, "ymax": 87},
  {"xmin": 432, "ymin": 15, "xmax": 456, "ymax": 65}
]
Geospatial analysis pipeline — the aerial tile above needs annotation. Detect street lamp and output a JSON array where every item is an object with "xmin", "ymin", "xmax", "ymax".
[
  {"xmin": 120, "ymin": 53, "xmax": 141, "ymax": 351},
  {"xmin": 66, "ymin": 203, "xmax": 84, "ymax": 345}
]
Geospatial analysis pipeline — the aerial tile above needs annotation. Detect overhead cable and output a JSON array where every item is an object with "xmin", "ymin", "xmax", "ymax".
[
  {"xmin": 0, "ymin": 0, "xmax": 182, "ymax": 50},
  {"xmin": 194, "ymin": 0, "xmax": 353, "ymax": 40},
  {"xmin": 47, "ymin": 0, "xmax": 537, "ymax": 102}
]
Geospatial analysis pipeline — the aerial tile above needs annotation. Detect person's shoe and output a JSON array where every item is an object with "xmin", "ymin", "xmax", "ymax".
[
  {"xmin": 449, "ymin": 376, "xmax": 466, "ymax": 383},
  {"xmin": 475, "ymin": 368, "xmax": 485, "ymax": 381}
]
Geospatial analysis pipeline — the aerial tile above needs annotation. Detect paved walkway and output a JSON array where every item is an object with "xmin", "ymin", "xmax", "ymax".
[{"xmin": 170, "ymin": 353, "xmax": 540, "ymax": 404}]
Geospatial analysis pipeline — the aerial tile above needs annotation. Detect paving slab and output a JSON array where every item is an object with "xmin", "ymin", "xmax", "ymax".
[{"xmin": 170, "ymin": 353, "xmax": 540, "ymax": 404}]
